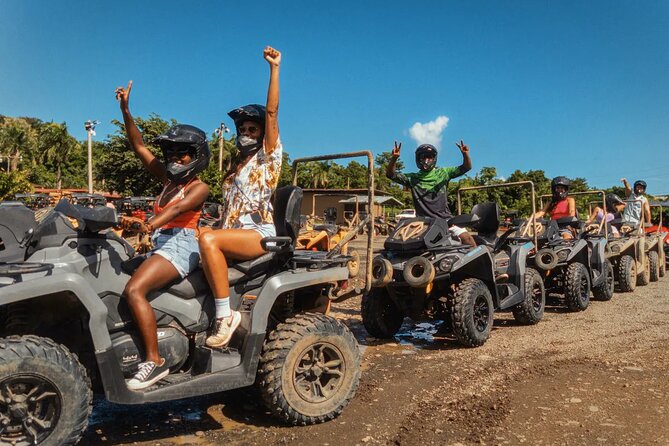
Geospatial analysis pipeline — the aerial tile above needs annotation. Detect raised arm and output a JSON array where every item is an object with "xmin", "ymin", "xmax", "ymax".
[
  {"xmin": 643, "ymin": 200, "xmax": 652, "ymax": 225},
  {"xmin": 621, "ymin": 178, "xmax": 632, "ymax": 198},
  {"xmin": 263, "ymin": 46, "xmax": 281, "ymax": 155},
  {"xmin": 456, "ymin": 140, "xmax": 472, "ymax": 173},
  {"xmin": 386, "ymin": 141, "xmax": 401, "ymax": 179},
  {"xmin": 115, "ymin": 81, "xmax": 166, "ymax": 181}
]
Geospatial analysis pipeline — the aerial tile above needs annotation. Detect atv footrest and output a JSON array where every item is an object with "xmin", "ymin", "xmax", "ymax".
[{"xmin": 191, "ymin": 345, "xmax": 241, "ymax": 375}]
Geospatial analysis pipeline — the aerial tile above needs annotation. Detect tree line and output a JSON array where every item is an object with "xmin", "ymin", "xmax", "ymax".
[{"xmin": 0, "ymin": 113, "xmax": 657, "ymax": 218}]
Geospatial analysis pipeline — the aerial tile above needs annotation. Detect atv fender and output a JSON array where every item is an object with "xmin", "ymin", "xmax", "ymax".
[
  {"xmin": 450, "ymin": 247, "xmax": 497, "ymax": 304},
  {"xmin": 250, "ymin": 266, "xmax": 349, "ymax": 334},
  {"xmin": 566, "ymin": 239, "xmax": 590, "ymax": 265},
  {"xmin": 499, "ymin": 241, "xmax": 535, "ymax": 309},
  {"xmin": 0, "ymin": 272, "xmax": 111, "ymax": 350}
]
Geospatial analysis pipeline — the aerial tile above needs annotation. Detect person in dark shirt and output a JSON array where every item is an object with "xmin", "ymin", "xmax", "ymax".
[{"xmin": 386, "ymin": 140, "xmax": 476, "ymax": 247}]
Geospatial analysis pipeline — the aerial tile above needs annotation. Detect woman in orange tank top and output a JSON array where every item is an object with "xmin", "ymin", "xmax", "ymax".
[
  {"xmin": 115, "ymin": 81, "xmax": 210, "ymax": 390},
  {"xmin": 532, "ymin": 176, "xmax": 576, "ymax": 239}
]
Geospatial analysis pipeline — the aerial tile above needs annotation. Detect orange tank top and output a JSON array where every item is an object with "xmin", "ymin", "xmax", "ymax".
[
  {"xmin": 153, "ymin": 179, "xmax": 201, "ymax": 230},
  {"xmin": 550, "ymin": 198, "xmax": 571, "ymax": 220}
]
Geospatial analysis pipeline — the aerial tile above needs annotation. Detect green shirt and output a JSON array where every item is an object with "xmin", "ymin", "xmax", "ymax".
[{"xmin": 391, "ymin": 165, "xmax": 467, "ymax": 219}]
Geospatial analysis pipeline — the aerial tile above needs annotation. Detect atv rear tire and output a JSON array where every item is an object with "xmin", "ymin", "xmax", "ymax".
[
  {"xmin": 648, "ymin": 251, "xmax": 659, "ymax": 282},
  {"xmin": 0, "ymin": 335, "xmax": 92, "ymax": 446},
  {"xmin": 512, "ymin": 268, "xmax": 545, "ymax": 325},
  {"xmin": 361, "ymin": 288, "xmax": 404, "ymax": 338},
  {"xmin": 258, "ymin": 313, "xmax": 361, "ymax": 425},
  {"xmin": 592, "ymin": 259, "xmax": 615, "ymax": 301},
  {"xmin": 564, "ymin": 262, "xmax": 590, "ymax": 312},
  {"xmin": 637, "ymin": 256, "xmax": 650, "ymax": 286},
  {"xmin": 617, "ymin": 254, "xmax": 637, "ymax": 292},
  {"xmin": 452, "ymin": 278, "xmax": 494, "ymax": 347}
]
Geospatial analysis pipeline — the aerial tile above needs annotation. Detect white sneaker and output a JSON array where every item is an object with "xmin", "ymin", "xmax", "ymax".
[
  {"xmin": 206, "ymin": 311, "xmax": 241, "ymax": 348},
  {"xmin": 126, "ymin": 359, "xmax": 169, "ymax": 391}
]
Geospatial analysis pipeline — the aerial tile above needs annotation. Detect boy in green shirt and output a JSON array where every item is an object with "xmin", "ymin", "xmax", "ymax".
[{"xmin": 386, "ymin": 141, "xmax": 476, "ymax": 247}]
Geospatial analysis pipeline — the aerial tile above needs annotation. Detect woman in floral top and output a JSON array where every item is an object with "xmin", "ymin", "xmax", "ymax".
[{"xmin": 199, "ymin": 46, "xmax": 282, "ymax": 348}]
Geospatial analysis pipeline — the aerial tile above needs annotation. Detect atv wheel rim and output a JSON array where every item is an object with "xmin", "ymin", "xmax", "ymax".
[
  {"xmin": 579, "ymin": 273, "xmax": 589, "ymax": 303},
  {"xmin": 293, "ymin": 342, "xmax": 345, "ymax": 404},
  {"xmin": 0, "ymin": 374, "xmax": 61, "ymax": 446},
  {"xmin": 473, "ymin": 295, "xmax": 491, "ymax": 333},
  {"xmin": 531, "ymin": 282, "xmax": 543, "ymax": 312}
]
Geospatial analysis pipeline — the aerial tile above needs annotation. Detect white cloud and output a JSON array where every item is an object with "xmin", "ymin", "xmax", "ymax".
[{"xmin": 409, "ymin": 115, "xmax": 449, "ymax": 149}]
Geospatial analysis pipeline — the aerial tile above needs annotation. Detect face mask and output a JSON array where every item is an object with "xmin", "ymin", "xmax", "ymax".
[{"xmin": 237, "ymin": 135, "xmax": 258, "ymax": 148}]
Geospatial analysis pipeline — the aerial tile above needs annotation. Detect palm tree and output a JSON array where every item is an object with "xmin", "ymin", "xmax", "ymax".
[
  {"xmin": 0, "ymin": 118, "xmax": 36, "ymax": 171},
  {"xmin": 39, "ymin": 122, "xmax": 79, "ymax": 190}
]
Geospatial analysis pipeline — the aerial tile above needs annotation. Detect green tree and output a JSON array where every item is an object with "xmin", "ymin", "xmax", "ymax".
[
  {"xmin": 38, "ymin": 122, "xmax": 81, "ymax": 189},
  {"xmin": 0, "ymin": 118, "xmax": 36, "ymax": 171},
  {"xmin": 0, "ymin": 171, "xmax": 32, "ymax": 200},
  {"xmin": 96, "ymin": 114, "xmax": 174, "ymax": 196}
]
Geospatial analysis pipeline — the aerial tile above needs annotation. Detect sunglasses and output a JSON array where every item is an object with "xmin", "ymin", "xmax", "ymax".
[
  {"xmin": 239, "ymin": 125, "xmax": 260, "ymax": 134},
  {"xmin": 162, "ymin": 148, "xmax": 192, "ymax": 158}
]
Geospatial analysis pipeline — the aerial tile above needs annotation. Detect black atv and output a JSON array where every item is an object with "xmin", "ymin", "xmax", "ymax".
[
  {"xmin": 362, "ymin": 201, "xmax": 545, "ymax": 348},
  {"xmin": 523, "ymin": 216, "xmax": 601, "ymax": 311},
  {"xmin": 0, "ymin": 185, "xmax": 361, "ymax": 445}
]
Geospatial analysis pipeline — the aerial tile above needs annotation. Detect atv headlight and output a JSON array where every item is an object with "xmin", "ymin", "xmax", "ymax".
[
  {"xmin": 611, "ymin": 245, "xmax": 620, "ymax": 253},
  {"xmin": 557, "ymin": 250, "xmax": 569, "ymax": 261},
  {"xmin": 438, "ymin": 256, "xmax": 456, "ymax": 272}
]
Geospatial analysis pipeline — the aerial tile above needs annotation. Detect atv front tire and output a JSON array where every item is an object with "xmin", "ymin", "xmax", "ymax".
[
  {"xmin": 258, "ymin": 313, "xmax": 361, "ymax": 425},
  {"xmin": 452, "ymin": 278, "xmax": 494, "ymax": 347},
  {"xmin": 617, "ymin": 254, "xmax": 637, "ymax": 292},
  {"xmin": 564, "ymin": 262, "xmax": 590, "ymax": 312},
  {"xmin": 0, "ymin": 335, "xmax": 92, "ymax": 446},
  {"xmin": 361, "ymin": 288, "xmax": 404, "ymax": 338},
  {"xmin": 592, "ymin": 259, "xmax": 615, "ymax": 301},
  {"xmin": 512, "ymin": 268, "xmax": 545, "ymax": 325}
]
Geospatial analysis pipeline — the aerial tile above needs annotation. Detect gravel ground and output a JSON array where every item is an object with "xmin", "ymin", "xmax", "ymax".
[{"xmin": 83, "ymin": 236, "xmax": 669, "ymax": 446}]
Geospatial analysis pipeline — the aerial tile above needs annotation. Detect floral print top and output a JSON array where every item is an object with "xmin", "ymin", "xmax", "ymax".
[{"xmin": 221, "ymin": 139, "xmax": 283, "ymax": 229}]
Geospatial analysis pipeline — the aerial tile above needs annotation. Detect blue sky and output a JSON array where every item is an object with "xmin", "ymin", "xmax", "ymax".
[{"xmin": 2, "ymin": 1, "xmax": 668, "ymax": 193}]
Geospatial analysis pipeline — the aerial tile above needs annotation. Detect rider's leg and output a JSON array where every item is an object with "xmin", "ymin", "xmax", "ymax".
[
  {"xmin": 199, "ymin": 229, "xmax": 266, "ymax": 347},
  {"xmin": 123, "ymin": 255, "xmax": 181, "ymax": 364},
  {"xmin": 459, "ymin": 232, "xmax": 477, "ymax": 247},
  {"xmin": 451, "ymin": 225, "xmax": 477, "ymax": 247}
]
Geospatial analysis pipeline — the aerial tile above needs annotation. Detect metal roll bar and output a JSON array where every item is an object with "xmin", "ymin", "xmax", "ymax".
[{"xmin": 291, "ymin": 151, "xmax": 375, "ymax": 292}]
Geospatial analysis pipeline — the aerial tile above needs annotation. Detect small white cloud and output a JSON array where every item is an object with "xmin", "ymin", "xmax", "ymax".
[{"xmin": 409, "ymin": 115, "xmax": 449, "ymax": 149}]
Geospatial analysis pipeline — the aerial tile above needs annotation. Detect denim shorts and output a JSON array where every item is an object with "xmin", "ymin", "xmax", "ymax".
[
  {"xmin": 237, "ymin": 213, "xmax": 276, "ymax": 238},
  {"xmin": 149, "ymin": 228, "xmax": 200, "ymax": 278}
]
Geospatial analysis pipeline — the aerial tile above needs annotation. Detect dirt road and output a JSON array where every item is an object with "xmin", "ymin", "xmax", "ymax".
[{"xmin": 84, "ymin": 239, "xmax": 669, "ymax": 446}]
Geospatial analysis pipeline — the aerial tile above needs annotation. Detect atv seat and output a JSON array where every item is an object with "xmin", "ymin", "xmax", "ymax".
[{"xmin": 162, "ymin": 186, "xmax": 303, "ymax": 299}]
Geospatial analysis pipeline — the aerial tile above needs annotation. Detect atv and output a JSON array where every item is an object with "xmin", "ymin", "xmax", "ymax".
[
  {"xmin": 0, "ymin": 182, "xmax": 362, "ymax": 445},
  {"xmin": 526, "ymin": 191, "xmax": 616, "ymax": 310},
  {"xmin": 645, "ymin": 204, "xmax": 667, "ymax": 281},
  {"xmin": 606, "ymin": 198, "xmax": 652, "ymax": 292},
  {"xmin": 363, "ymin": 186, "xmax": 545, "ymax": 348}
]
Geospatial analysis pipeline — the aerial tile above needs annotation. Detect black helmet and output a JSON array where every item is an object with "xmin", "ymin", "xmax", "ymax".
[
  {"xmin": 228, "ymin": 104, "xmax": 266, "ymax": 156},
  {"xmin": 551, "ymin": 176, "xmax": 570, "ymax": 200},
  {"xmin": 633, "ymin": 180, "xmax": 647, "ymax": 192},
  {"xmin": 415, "ymin": 144, "xmax": 438, "ymax": 172},
  {"xmin": 152, "ymin": 124, "xmax": 210, "ymax": 184},
  {"xmin": 605, "ymin": 193, "xmax": 624, "ymax": 212}
]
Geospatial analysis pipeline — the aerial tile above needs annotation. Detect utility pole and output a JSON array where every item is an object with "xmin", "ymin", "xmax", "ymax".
[
  {"xmin": 215, "ymin": 122, "xmax": 230, "ymax": 171},
  {"xmin": 84, "ymin": 120, "xmax": 100, "ymax": 194}
]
